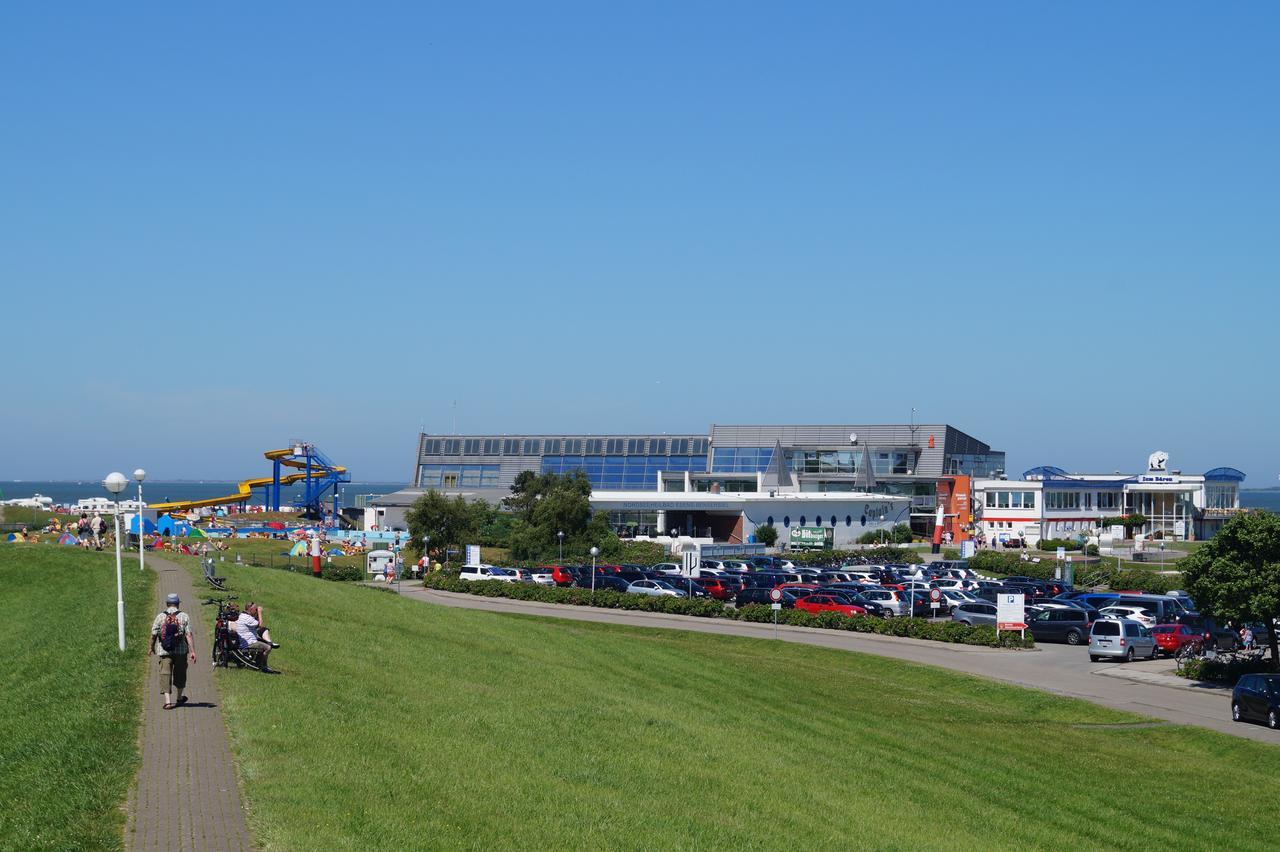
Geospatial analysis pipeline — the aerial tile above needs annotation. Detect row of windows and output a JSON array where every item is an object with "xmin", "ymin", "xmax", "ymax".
[
  {"xmin": 1044, "ymin": 491, "xmax": 1081, "ymax": 510},
  {"xmin": 540, "ymin": 455, "xmax": 707, "ymax": 490},
  {"xmin": 1039, "ymin": 491, "xmax": 1123, "ymax": 511},
  {"xmin": 984, "ymin": 491, "xmax": 1038, "ymax": 509},
  {"xmin": 421, "ymin": 437, "xmax": 708, "ymax": 457},
  {"xmin": 789, "ymin": 449, "xmax": 860, "ymax": 475},
  {"xmin": 767, "ymin": 513, "xmax": 879, "ymax": 528},
  {"xmin": 945, "ymin": 453, "xmax": 1005, "ymax": 476},
  {"xmin": 418, "ymin": 464, "xmax": 501, "ymax": 488},
  {"xmin": 712, "ymin": 447, "xmax": 775, "ymax": 473}
]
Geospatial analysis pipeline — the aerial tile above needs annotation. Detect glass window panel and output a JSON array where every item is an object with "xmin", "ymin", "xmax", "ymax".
[{"xmin": 651, "ymin": 439, "xmax": 667, "ymax": 455}]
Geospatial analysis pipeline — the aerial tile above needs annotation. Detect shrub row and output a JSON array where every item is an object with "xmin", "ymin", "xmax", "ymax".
[
  {"xmin": 967, "ymin": 550, "xmax": 1053, "ymax": 578},
  {"xmin": 245, "ymin": 555, "xmax": 364, "ymax": 582},
  {"xmin": 1177, "ymin": 653, "xmax": 1276, "ymax": 684},
  {"xmin": 422, "ymin": 575, "xmax": 1033, "ymax": 648},
  {"xmin": 1037, "ymin": 538, "xmax": 1083, "ymax": 552}
]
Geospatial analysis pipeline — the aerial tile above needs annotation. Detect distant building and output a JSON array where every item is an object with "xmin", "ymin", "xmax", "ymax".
[
  {"xmin": 972, "ymin": 459, "xmax": 1245, "ymax": 545},
  {"xmin": 369, "ymin": 423, "xmax": 1003, "ymax": 546}
]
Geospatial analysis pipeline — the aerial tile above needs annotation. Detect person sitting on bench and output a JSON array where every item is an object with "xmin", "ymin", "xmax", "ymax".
[
  {"xmin": 232, "ymin": 606, "xmax": 278, "ymax": 673},
  {"xmin": 242, "ymin": 603, "xmax": 280, "ymax": 648}
]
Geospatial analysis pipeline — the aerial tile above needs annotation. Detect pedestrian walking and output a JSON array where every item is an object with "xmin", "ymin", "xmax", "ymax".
[{"xmin": 149, "ymin": 593, "xmax": 197, "ymax": 710}]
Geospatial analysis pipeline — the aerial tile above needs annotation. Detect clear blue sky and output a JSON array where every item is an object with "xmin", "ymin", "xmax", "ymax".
[{"xmin": 2, "ymin": 2, "xmax": 1276, "ymax": 484}]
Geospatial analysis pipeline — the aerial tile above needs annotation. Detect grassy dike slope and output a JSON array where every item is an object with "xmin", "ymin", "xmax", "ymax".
[
  {"xmin": 197, "ymin": 562, "xmax": 1277, "ymax": 851},
  {"xmin": 0, "ymin": 545, "xmax": 154, "ymax": 851}
]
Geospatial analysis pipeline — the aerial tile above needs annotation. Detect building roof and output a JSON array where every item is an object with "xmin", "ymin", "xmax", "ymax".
[{"xmin": 1203, "ymin": 467, "xmax": 1246, "ymax": 482}]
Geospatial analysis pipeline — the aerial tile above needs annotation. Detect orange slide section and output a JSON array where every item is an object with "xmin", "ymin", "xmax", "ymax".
[{"xmin": 148, "ymin": 449, "xmax": 347, "ymax": 513}]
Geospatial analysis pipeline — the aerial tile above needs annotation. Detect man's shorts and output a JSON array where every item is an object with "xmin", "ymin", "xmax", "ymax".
[{"xmin": 159, "ymin": 655, "xmax": 188, "ymax": 692}]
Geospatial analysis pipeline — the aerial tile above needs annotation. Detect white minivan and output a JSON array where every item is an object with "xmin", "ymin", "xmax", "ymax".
[{"xmin": 1089, "ymin": 618, "xmax": 1157, "ymax": 662}]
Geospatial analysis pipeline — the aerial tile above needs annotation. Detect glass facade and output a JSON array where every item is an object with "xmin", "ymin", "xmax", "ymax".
[
  {"xmin": 1206, "ymin": 483, "xmax": 1238, "ymax": 510},
  {"xmin": 712, "ymin": 447, "xmax": 775, "ymax": 473},
  {"xmin": 541, "ymin": 455, "xmax": 707, "ymax": 490},
  {"xmin": 945, "ymin": 452, "xmax": 1005, "ymax": 476},
  {"xmin": 419, "ymin": 464, "xmax": 500, "ymax": 488},
  {"xmin": 789, "ymin": 449, "xmax": 860, "ymax": 475}
]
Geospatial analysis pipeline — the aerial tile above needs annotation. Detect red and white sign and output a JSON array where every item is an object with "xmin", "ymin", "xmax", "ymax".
[
  {"xmin": 997, "ymin": 593, "xmax": 1026, "ymax": 631},
  {"xmin": 929, "ymin": 588, "xmax": 942, "ymax": 603},
  {"xmin": 769, "ymin": 587, "xmax": 783, "ymax": 603}
]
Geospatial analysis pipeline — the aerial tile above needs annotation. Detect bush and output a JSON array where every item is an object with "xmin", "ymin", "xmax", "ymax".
[
  {"xmin": 1085, "ymin": 544, "xmax": 1099, "ymax": 557},
  {"xmin": 754, "ymin": 524, "xmax": 778, "ymax": 547},
  {"xmin": 968, "ymin": 551, "xmax": 1036, "ymax": 577},
  {"xmin": 1038, "ymin": 538, "xmax": 1082, "ymax": 552},
  {"xmin": 1074, "ymin": 562, "xmax": 1184, "ymax": 594},
  {"xmin": 1178, "ymin": 653, "xmax": 1276, "ymax": 683},
  {"xmin": 942, "ymin": 548, "xmax": 961, "ymax": 560},
  {"xmin": 321, "ymin": 564, "xmax": 363, "ymax": 582},
  {"xmin": 421, "ymin": 579, "xmax": 1035, "ymax": 648}
]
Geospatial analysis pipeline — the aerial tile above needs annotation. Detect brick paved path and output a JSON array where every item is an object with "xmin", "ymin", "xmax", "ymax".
[{"xmin": 126, "ymin": 555, "xmax": 253, "ymax": 851}]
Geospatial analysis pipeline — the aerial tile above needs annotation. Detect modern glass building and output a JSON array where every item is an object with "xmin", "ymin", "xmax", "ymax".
[{"xmin": 365, "ymin": 423, "xmax": 1003, "ymax": 537}]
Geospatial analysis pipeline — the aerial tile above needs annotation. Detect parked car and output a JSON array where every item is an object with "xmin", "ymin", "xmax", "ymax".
[
  {"xmin": 794, "ymin": 594, "xmax": 867, "ymax": 618},
  {"xmin": 527, "ymin": 568, "xmax": 556, "ymax": 587},
  {"xmin": 459, "ymin": 565, "xmax": 518, "ymax": 582},
  {"xmin": 695, "ymin": 577, "xmax": 736, "ymax": 601},
  {"xmin": 951, "ymin": 602, "xmax": 997, "ymax": 627},
  {"xmin": 1098, "ymin": 606, "xmax": 1157, "ymax": 629},
  {"xmin": 939, "ymin": 589, "xmax": 983, "ymax": 614},
  {"xmin": 626, "ymin": 579, "xmax": 686, "ymax": 597},
  {"xmin": 502, "ymin": 567, "xmax": 534, "ymax": 582},
  {"xmin": 1089, "ymin": 618, "xmax": 1157, "ymax": 662},
  {"xmin": 574, "ymin": 574, "xmax": 631, "ymax": 593},
  {"xmin": 1231, "ymin": 674, "xmax": 1280, "ymax": 729},
  {"xmin": 549, "ymin": 565, "xmax": 579, "ymax": 587},
  {"xmin": 735, "ymin": 587, "xmax": 802, "ymax": 608},
  {"xmin": 1176, "ymin": 615, "xmax": 1239, "ymax": 651},
  {"xmin": 821, "ymin": 589, "xmax": 887, "ymax": 617},
  {"xmin": 1151, "ymin": 623, "xmax": 1203, "ymax": 656},
  {"xmin": 1026, "ymin": 608, "xmax": 1092, "ymax": 645},
  {"xmin": 849, "ymin": 587, "xmax": 903, "ymax": 617},
  {"xmin": 652, "ymin": 562, "xmax": 683, "ymax": 576}
]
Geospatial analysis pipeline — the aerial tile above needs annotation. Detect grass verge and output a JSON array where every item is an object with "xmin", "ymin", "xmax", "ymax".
[
  {"xmin": 177, "ymin": 558, "xmax": 1278, "ymax": 850},
  {"xmin": 0, "ymin": 544, "xmax": 154, "ymax": 850}
]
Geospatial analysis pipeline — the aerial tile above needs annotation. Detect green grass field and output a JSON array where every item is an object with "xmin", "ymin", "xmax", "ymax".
[
  {"xmin": 171, "ymin": 558, "xmax": 1280, "ymax": 851},
  {"xmin": 0, "ymin": 544, "xmax": 154, "ymax": 850}
]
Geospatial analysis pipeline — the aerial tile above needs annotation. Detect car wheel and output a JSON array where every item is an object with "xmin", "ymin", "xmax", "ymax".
[
  {"xmin": 1148, "ymin": 645, "xmax": 1158, "ymax": 660},
  {"xmin": 1232, "ymin": 702, "xmax": 1242, "ymax": 722},
  {"xmin": 1065, "ymin": 630, "xmax": 1082, "ymax": 646},
  {"xmin": 1270, "ymin": 710, "xmax": 1278, "ymax": 730},
  {"xmin": 1126, "ymin": 647, "xmax": 1134, "ymax": 662},
  {"xmin": 1089, "ymin": 655, "xmax": 1099, "ymax": 662}
]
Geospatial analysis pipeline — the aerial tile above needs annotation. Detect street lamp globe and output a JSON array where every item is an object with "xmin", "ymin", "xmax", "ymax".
[
  {"xmin": 103, "ymin": 472, "xmax": 128, "ymax": 494},
  {"xmin": 589, "ymin": 546, "xmax": 599, "ymax": 557},
  {"xmin": 133, "ymin": 468, "xmax": 147, "ymax": 483}
]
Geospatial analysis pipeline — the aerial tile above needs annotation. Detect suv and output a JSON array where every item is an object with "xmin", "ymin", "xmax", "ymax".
[
  {"xmin": 951, "ymin": 602, "xmax": 997, "ymax": 627},
  {"xmin": 459, "ymin": 565, "xmax": 518, "ymax": 583},
  {"xmin": 1026, "ymin": 608, "xmax": 1091, "ymax": 645},
  {"xmin": 1177, "ymin": 615, "xmax": 1239, "ymax": 651},
  {"xmin": 735, "ymin": 587, "xmax": 800, "ymax": 608},
  {"xmin": 1089, "ymin": 619, "xmax": 1157, "ymax": 662}
]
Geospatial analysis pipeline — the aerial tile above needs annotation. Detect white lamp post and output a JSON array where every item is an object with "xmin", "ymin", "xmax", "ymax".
[
  {"xmin": 422, "ymin": 535, "xmax": 430, "ymax": 575},
  {"xmin": 134, "ymin": 469, "xmax": 146, "ymax": 571},
  {"xmin": 589, "ymin": 546, "xmax": 599, "ymax": 597},
  {"xmin": 103, "ymin": 471, "xmax": 128, "ymax": 651},
  {"xmin": 557, "ymin": 530, "xmax": 564, "ymax": 563},
  {"xmin": 879, "ymin": 514, "xmax": 887, "ymax": 546}
]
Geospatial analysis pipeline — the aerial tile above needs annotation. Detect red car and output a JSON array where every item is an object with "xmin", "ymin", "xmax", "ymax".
[
  {"xmin": 795, "ymin": 594, "xmax": 867, "ymax": 617},
  {"xmin": 545, "ymin": 565, "xmax": 578, "ymax": 587},
  {"xmin": 696, "ymin": 578, "xmax": 736, "ymax": 601},
  {"xmin": 1152, "ymin": 623, "xmax": 1201, "ymax": 656}
]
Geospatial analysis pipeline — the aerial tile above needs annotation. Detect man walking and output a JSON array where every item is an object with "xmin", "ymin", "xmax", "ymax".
[{"xmin": 149, "ymin": 593, "xmax": 197, "ymax": 709}]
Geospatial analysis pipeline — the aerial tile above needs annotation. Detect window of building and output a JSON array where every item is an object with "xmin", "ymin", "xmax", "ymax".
[
  {"xmin": 606, "ymin": 439, "xmax": 624, "ymax": 454},
  {"xmin": 1097, "ymin": 492, "xmax": 1119, "ymax": 510},
  {"xmin": 422, "ymin": 439, "xmax": 442, "ymax": 455},
  {"xmin": 1045, "ymin": 491, "xmax": 1081, "ymax": 510},
  {"xmin": 463, "ymin": 439, "xmax": 482, "ymax": 455},
  {"xmin": 1023, "ymin": 492, "xmax": 1036, "ymax": 509},
  {"xmin": 544, "ymin": 439, "xmax": 562, "ymax": 454},
  {"xmin": 565, "ymin": 439, "xmax": 583, "ymax": 454},
  {"xmin": 651, "ymin": 439, "xmax": 667, "ymax": 455},
  {"xmin": 502, "ymin": 439, "xmax": 520, "ymax": 455},
  {"xmin": 482, "ymin": 439, "xmax": 501, "ymax": 455},
  {"xmin": 672, "ymin": 438, "xmax": 690, "ymax": 455},
  {"xmin": 783, "ymin": 515, "xmax": 790, "ymax": 527},
  {"xmin": 799, "ymin": 516, "xmax": 806, "ymax": 526},
  {"xmin": 692, "ymin": 438, "xmax": 709, "ymax": 454},
  {"xmin": 419, "ymin": 464, "xmax": 500, "ymax": 488},
  {"xmin": 442, "ymin": 439, "xmax": 460, "ymax": 455},
  {"xmin": 712, "ymin": 447, "xmax": 775, "ymax": 473},
  {"xmin": 585, "ymin": 439, "xmax": 603, "ymax": 455},
  {"xmin": 627, "ymin": 438, "xmax": 645, "ymax": 454}
]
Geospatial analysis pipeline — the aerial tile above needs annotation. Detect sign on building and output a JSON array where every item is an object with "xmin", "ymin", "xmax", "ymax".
[
  {"xmin": 960, "ymin": 540, "xmax": 976, "ymax": 559},
  {"xmin": 465, "ymin": 544, "xmax": 481, "ymax": 567},
  {"xmin": 789, "ymin": 526, "xmax": 833, "ymax": 550},
  {"xmin": 1174, "ymin": 520, "xmax": 1186, "ymax": 539}
]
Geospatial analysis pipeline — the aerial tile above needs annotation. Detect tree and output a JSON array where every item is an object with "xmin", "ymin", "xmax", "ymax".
[
  {"xmin": 405, "ymin": 490, "xmax": 482, "ymax": 565},
  {"xmin": 503, "ymin": 470, "xmax": 619, "ymax": 561},
  {"xmin": 1181, "ymin": 512, "xmax": 1280, "ymax": 669},
  {"xmin": 891, "ymin": 523, "xmax": 914, "ymax": 544},
  {"xmin": 754, "ymin": 523, "xmax": 778, "ymax": 547}
]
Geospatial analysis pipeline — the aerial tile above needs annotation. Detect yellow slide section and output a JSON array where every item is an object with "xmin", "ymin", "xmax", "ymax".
[{"xmin": 148, "ymin": 449, "xmax": 347, "ymax": 513}]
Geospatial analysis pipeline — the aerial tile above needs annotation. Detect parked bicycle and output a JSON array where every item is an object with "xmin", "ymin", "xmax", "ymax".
[{"xmin": 201, "ymin": 595, "xmax": 266, "ymax": 671}]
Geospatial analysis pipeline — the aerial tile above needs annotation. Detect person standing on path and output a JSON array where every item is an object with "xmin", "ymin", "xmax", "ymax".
[{"xmin": 148, "ymin": 593, "xmax": 197, "ymax": 710}]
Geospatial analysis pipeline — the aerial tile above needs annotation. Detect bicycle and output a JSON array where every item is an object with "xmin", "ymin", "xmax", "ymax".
[{"xmin": 201, "ymin": 595, "xmax": 264, "ymax": 670}]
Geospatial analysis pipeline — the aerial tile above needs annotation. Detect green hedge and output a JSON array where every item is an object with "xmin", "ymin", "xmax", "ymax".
[
  {"xmin": 1038, "ymin": 538, "xmax": 1082, "ymax": 552},
  {"xmin": 1177, "ymin": 653, "xmax": 1276, "ymax": 683},
  {"xmin": 422, "ymin": 575, "xmax": 1032, "ymax": 648},
  {"xmin": 1075, "ymin": 563, "xmax": 1183, "ymax": 594},
  {"xmin": 967, "ymin": 551, "xmax": 1054, "ymax": 578}
]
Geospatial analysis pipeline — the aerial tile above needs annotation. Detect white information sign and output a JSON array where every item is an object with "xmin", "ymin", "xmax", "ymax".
[
  {"xmin": 1110, "ymin": 524, "xmax": 1125, "ymax": 540},
  {"xmin": 465, "ymin": 544, "xmax": 481, "ymax": 567},
  {"xmin": 771, "ymin": 602, "xmax": 782, "ymax": 611},
  {"xmin": 1056, "ymin": 546, "xmax": 1066, "ymax": 560},
  {"xmin": 960, "ymin": 540, "xmax": 976, "ymax": 559},
  {"xmin": 1174, "ymin": 520, "xmax": 1186, "ymax": 539},
  {"xmin": 997, "ymin": 593, "xmax": 1026, "ymax": 631}
]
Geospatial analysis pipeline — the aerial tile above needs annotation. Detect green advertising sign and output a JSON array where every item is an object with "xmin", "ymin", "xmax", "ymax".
[{"xmin": 788, "ymin": 526, "xmax": 833, "ymax": 550}]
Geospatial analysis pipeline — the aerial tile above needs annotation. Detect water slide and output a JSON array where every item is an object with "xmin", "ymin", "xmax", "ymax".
[{"xmin": 148, "ymin": 449, "xmax": 348, "ymax": 514}]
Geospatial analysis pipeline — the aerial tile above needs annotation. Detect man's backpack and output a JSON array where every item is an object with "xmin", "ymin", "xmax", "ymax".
[{"xmin": 159, "ymin": 612, "xmax": 187, "ymax": 655}]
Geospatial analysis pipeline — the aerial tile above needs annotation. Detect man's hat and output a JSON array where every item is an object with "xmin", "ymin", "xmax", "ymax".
[{"xmin": 165, "ymin": 593, "xmax": 180, "ymax": 605}]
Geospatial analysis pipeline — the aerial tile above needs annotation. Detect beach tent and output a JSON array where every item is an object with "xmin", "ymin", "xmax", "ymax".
[
  {"xmin": 186, "ymin": 527, "xmax": 208, "ymax": 539},
  {"xmin": 57, "ymin": 532, "xmax": 80, "ymax": 546},
  {"xmin": 288, "ymin": 541, "xmax": 308, "ymax": 557},
  {"xmin": 6, "ymin": 533, "xmax": 21, "ymax": 542},
  {"xmin": 328, "ymin": 547, "xmax": 345, "ymax": 556},
  {"xmin": 266, "ymin": 521, "xmax": 286, "ymax": 531},
  {"xmin": 156, "ymin": 514, "xmax": 181, "ymax": 535},
  {"xmin": 129, "ymin": 516, "xmax": 158, "ymax": 535}
]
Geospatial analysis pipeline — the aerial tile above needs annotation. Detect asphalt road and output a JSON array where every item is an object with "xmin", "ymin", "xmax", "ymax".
[{"xmin": 394, "ymin": 585, "xmax": 1280, "ymax": 745}]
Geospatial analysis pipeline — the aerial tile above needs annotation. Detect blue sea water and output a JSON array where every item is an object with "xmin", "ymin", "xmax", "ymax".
[
  {"xmin": 1, "ymin": 480, "xmax": 405, "ymax": 508},
  {"xmin": 1241, "ymin": 491, "xmax": 1280, "ymax": 513}
]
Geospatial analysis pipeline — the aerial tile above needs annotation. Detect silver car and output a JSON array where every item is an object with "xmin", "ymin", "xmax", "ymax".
[
  {"xmin": 1089, "ymin": 618, "xmax": 1157, "ymax": 662},
  {"xmin": 951, "ymin": 602, "xmax": 998, "ymax": 627}
]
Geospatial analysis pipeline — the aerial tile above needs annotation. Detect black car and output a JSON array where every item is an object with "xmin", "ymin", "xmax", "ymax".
[
  {"xmin": 1178, "ymin": 615, "xmax": 1239, "ymax": 650},
  {"xmin": 575, "ymin": 574, "xmax": 631, "ymax": 593},
  {"xmin": 1232, "ymin": 674, "xmax": 1280, "ymax": 729},
  {"xmin": 735, "ymin": 587, "xmax": 800, "ymax": 608},
  {"xmin": 1026, "ymin": 608, "xmax": 1092, "ymax": 645}
]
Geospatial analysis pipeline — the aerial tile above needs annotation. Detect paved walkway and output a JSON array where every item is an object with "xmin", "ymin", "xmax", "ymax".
[
  {"xmin": 397, "ymin": 585, "xmax": 1280, "ymax": 745},
  {"xmin": 126, "ymin": 555, "xmax": 253, "ymax": 852}
]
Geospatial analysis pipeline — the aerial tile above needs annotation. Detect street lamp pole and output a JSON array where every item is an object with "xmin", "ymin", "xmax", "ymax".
[
  {"xmin": 104, "ymin": 472, "xmax": 128, "ymax": 651},
  {"xmin": 879, "ymin": 514, "xmax": 886, "ymax": 547},
  {"xmin": 134, "ymin": 469, "xmax": 146, "ymax": 571},
  {"xmin": 590, "ymin": 546, "xmax": 599, "ymax": 599},
  {"xmin": 422, "ymin": 534, "xmax": 430, "ymax": 576},
  {"xmin": 558, "ymin": 531, "xmax": 564, "ymax": 563}
]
